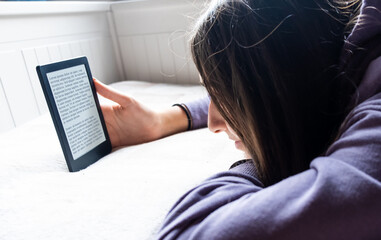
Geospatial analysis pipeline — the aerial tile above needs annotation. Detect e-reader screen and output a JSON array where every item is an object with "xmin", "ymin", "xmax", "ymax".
[
  {"xmin": 47, "ymin": 64, "xmax": 106, "ymax": 160},
  {"xmin": 37, "ymin": 57, "xmax": 111, "ymax": 172}
]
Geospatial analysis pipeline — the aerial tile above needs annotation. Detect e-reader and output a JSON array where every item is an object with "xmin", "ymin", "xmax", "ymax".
[{"xmin": 36, "ymin": 57, "xmax": 111, "ymax": 172}]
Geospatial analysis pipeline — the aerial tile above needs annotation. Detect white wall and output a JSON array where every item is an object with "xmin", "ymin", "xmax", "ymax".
[
  {"xmin": 111, "ymin": 0, "xmax": 206, "ymax": 84},
  {"xmin": 0, "ymin": 2, "xmax": 120, "ymax": 133}
]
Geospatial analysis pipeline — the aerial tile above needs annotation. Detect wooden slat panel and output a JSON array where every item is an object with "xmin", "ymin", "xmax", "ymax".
[
  {"xmin": 132, "ymin": 35, "xmax": 151, "ymax": 82},
  {"xmin": 0, "ymin": 77, "xmax": 15, "ymax": 133},
  {"xmin": 48, "ymin": 44, "xmax": 62, "ymax": 62},
  {"xmin": 58, "ymin": 43, "xmax": 73, "ymax": 60},
  {"xmin": 0, "ymin": 51, "xmax": 39, "ymax": 126},
  {"xmin": 89, "ymin": 38, "xmax": 104, "ymax": 81},
  {"xmin": 120, "ymin": 32, "xmax": 199, "ymax": 84},
  {"xmin": 22, "ymin": 48, "xmax": 48, "ymax": 114},
  {"xmin": 158, "ymin": 33, "xmax": 176, "ymax": 83},
  {"xmin": 188, "ymin": 62, "xmax": 200, "ymax": 84},
  {"xmin": 69, "ymin": 41, "xmax": 83, "ymax": 58},
  {"xmin": 79, "ymin": 39, "xmax": 94, "ymax": 60},
  {"xmin": 184, "ymin": 36, "xmax": 200, "ymax": 84},
  {"xmin": 80, "ymin": 40, "xmax": 98, "ymax": 79},
  {"xmin": 97, "ymin": 37, "xmax": 119, "ymax": 84},
  {"xmin": 0, "ymin": 2, "xmax": 110, "ymax": 16},
  {"xmin": 112, "ymin": 0, "xmax": 205, "ymax": 85},
  {"xmin": 169, "ymin": 31, "xmax": 190, "ymax": 84},
  {"xmin": 35, "ymin": 46, "xmax": 51, "ymax": 65},
  {"xmin": 0, "ymin": 6, "xmax": 120, "ymax": 132},
  {"xmin": 145, "ymin": 35, "xmax": 164, "ymax": 83},
  {"xmin": 119, "ymin": 36, "xmax": 138, "ymax": 80},
  {"xmin": 106, "ymin": 11, "xmax": 126, "ymax": 81},
  {"xmin": 0, "ymin": 11, "xmax": 109, "ymax": 44},
  {"xmin": 111, "ymin": 0, "xmax": 200, "ymax": 36}
]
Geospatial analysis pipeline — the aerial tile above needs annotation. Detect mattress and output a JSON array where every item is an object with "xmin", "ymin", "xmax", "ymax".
[{"xmin": 0, "ymin": 81, "xmax": 243, "ymax": 240}]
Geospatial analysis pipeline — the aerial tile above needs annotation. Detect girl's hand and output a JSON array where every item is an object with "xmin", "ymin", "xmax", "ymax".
[{"xmin": 94, "ymin": 79, "xmax": 188, "ymax": 148}]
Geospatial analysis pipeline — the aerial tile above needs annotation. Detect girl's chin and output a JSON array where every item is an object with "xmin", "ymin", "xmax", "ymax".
[
  {"xmin": 234, "ymin": 141, "xmax": 244, "ymax": 151},
  {"xmin": 233, "ymin": 141, "xmax": 250, "ymax": 158}
]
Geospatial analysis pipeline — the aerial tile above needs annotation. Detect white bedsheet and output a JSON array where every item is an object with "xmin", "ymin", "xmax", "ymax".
[{"xmin": 0, "ymin": 81, "xmax": 243, "ymax": 240}]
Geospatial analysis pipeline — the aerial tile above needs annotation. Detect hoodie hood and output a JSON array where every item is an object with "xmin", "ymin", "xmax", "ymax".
[{"xmin": 341, "ymin": 0, "xmax": 381, "ymax": 85}]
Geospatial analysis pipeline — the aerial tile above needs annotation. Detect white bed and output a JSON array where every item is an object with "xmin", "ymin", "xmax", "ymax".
[{"xmin": 0, "ymin": 81, "xmax": 243, "ymax": 240}]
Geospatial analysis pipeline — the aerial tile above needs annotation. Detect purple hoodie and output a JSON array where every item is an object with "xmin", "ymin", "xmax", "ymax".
[{"xmin": 157, "ymin": 1, "xmax": 381, "ymax": 239}]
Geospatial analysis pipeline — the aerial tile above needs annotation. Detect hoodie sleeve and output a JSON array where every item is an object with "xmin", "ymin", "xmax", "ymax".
[
  {"xmin": 156, "ymin": 93, "xmax": 381, "ymax": 239},
  {"xmin": 182, "ymin": 97, "xmax": 210, "ymax": 130}
]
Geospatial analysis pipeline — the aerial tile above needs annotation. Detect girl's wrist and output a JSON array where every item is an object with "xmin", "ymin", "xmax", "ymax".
[{"xmin": 156, "ymin": 106, "xmax": 189, "ymax": 139}]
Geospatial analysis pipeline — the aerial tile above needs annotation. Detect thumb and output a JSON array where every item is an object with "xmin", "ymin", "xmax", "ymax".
[{"xmin": 93, "ymin": 78, "xmax": 132, "ymax": 106}]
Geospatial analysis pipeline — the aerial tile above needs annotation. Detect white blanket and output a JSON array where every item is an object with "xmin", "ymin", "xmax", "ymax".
[{"xmin": 0, "ymin": 81, "xmax": 243, "ymax": 240}]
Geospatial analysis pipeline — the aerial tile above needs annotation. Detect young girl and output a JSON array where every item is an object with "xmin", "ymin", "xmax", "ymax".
[{"xmin": 94, "ymin": 0, "xmax": 381, "ymax": 238}]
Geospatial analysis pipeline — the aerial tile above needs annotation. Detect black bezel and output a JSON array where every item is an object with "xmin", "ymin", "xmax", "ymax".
[{"xmin": 36, "ymin": 56, "xmax": 111, "ymax": 172}]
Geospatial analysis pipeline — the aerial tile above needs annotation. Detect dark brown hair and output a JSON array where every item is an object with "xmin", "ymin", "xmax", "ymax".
[{"xmin": 191, "ymin": 0, "xmax": 361, "ymax": 186}]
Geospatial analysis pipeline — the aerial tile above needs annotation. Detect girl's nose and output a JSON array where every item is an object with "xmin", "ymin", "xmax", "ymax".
[{"xmin": 208, "ymin": 101, "xmax": 227, "ymax": 133}]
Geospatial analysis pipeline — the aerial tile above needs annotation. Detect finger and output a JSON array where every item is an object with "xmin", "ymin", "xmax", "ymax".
[{"xmin": 93, "ymin": 78, "xmax": 132, "ymax": 106}]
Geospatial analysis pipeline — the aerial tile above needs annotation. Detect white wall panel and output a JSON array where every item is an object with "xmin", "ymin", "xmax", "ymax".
[
  {"xmin": 0, "ymin": 4, "xmax": 120, "ymax": 134},
  {"xmin": 132, "ymin": 35, "xmax": 152, "ymax": 82},
  {"xmin": 80, "ymin": 39, "xmax": 102, "ymax": 81},
  {"xmin": 22, "ymin": 48, "xmax": 48, "ymax": 114},
  {"xmin": 0, "ymin": 2, "xmax": 110, "ymax": 16},
  {"xmin": 111, "ymin": 0, "xmax": 204, "ymax": 84},
  {"xmin": 0, "ymin": 77, "xmax": 15, "ymax": 132},
  {"xmin": 119, "ymin": 36, "xmax": 139, "ymax": 81},
  {"xmin": 35, "ymin": 46, "xmax": 51, "ymax": 65},
  {"xmin": 185, "ymin": 36, "xmax": 200, "ymax": 84},
  {"xmin": 158, "ymin": 33, "xmax": 177, "ymax": 83},
  {"xmin": 48, "ymin": 45, "xmax": 63, "ymax": 62},
  {"xmin": 58, "ymin": 43, "xmax": 73, "ymax": 60},
  {"xmin": 21, "ymin": 39, "xmax": 118, "ymax": 114},
  {"xmin": 80, "ymin": 40, "xmax": 95, "ymax": 67},
  {"xmin": 112, "ymin": 0, "xmax": 202, "ymax": 36},
  {"xmin": 69, "ymin": 41, "xmax": 83, "ymax": 58},
  {"xmin": 96, "ymin": 37, "xmax": 120, "ymax": 83},
  {"xmin": 169, "ymin": 31, "xmax": 191, "ymax": 84},
  {"xmin": 0, "ymin": 51, "xmax": 40, "ymax": 127},
  {"xmin": 145, "ymin": 35, "xmax": 164, "ymax": 83},
  {"xmin": 89, "ymin": 39, "xmax": 102, "ymax": 80},
  {"xmin": 0, "ymin": 12, "xmax": 109, "ymax": 44},
  {"xmin": 107, "ymin": 11, "xmax": 125, "ymax": 81}
]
